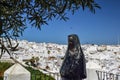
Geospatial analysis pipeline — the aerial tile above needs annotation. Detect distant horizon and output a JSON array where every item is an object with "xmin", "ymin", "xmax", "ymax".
[{"xmin": 18, "ymin": 38, "xmax": 120, "ymax": 45}]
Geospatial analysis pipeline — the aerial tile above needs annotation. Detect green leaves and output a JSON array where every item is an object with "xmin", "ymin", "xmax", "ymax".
[{"xmin": 0, "ymin": 0, "xmax": 100, "ymax": 34}]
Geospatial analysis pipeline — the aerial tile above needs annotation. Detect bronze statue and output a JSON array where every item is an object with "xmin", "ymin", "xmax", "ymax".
[{"xmin": 60, "ymin": 34, "xmax": 87, "ymax": 80}]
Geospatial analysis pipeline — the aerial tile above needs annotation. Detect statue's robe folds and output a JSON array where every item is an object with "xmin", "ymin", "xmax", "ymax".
[{"xmin": 60, "ymin": 34, "xmax": 87, "ymax": 80}]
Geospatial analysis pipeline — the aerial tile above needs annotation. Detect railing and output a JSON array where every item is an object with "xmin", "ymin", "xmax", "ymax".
[
  {"xmin": 96, "ymin": 71, "xmax": 120, "ymax": 80},
  {"xmin": 32, "ymin": 70, "xmax": 120, "ymax": 80},
  {"xmin": 1, "ymin": 70, "xmax": 120, "ymax": 80}
]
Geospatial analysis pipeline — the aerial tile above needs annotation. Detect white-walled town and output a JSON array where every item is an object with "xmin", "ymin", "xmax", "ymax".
[{"xmin": 1, "ymin": 40, "xmax": 120, "ymax": 75}]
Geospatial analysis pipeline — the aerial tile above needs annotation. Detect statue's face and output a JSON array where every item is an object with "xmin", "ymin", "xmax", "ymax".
[{"xmin": 68, "ymin": 36, "xmax": 75, "ymax": 50}]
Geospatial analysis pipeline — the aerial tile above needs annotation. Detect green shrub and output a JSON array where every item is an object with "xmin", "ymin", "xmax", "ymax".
[{"xmin": 26, "ymin": 67, "xmax": 55, "ymax": 80}]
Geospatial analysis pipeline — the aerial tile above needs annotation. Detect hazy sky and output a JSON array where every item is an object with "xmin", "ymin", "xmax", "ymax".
[{"xmin": 19, "ymin": 0, "xmax": 120, "ymax": 45}]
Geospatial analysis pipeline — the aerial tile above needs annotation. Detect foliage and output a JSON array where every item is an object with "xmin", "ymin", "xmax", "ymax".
[
  {"xmin": 48, "ymin": 50, "xmax": 51, "ymax": 54},
  {"xmin": 0, "ymin": 0, "xmax": 100, "ymax": 36},
  {"xmin": 26, "ymin": 67, "xmax": 55, "ymax": 80},
  {"xmin": 0, "ymin": 62, "xmax": 13, "ymax": 72}
]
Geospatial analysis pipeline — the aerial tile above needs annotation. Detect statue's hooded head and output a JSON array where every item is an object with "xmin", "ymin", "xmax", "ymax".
[
  {"xmin": 68, "ymin": 34, "xmax": 81, "ymax": 50},
  {"xmin": 67, "ymin": 34, "xmax": 83, "ymax": 59}
]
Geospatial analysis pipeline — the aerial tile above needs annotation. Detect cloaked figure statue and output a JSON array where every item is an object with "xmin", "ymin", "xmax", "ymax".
[{"xmin": 60, "ymin": 34, "xmax": 87, "ymax": 80}]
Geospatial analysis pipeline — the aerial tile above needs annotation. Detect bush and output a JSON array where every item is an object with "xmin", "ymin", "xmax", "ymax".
[{"xmin": 26, "ymin": 67, "xmax": 55, "ymax": 80}]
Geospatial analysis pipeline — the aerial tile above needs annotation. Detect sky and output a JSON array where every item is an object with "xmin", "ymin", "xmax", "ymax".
[{"xmin": 19, "ymin": 0, "xmax": 120, "ymax": 45}]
